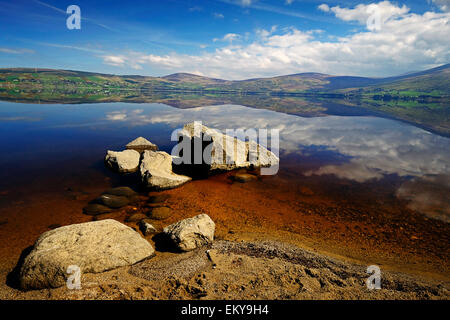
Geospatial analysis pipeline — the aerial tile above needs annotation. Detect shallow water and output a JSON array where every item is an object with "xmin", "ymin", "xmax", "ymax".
[{"xmin": 0, "ymin": 101, "xmax": 448, "ymax": 223}]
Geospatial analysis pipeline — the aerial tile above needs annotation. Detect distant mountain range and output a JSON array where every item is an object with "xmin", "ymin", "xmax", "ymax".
[
  {"xmin": 0, "ymin": 64, "xmax": 448, "ymax": 136},
  {"xmin": 0, "ymin": 63, "xmax": 449, "ymax": 95}
]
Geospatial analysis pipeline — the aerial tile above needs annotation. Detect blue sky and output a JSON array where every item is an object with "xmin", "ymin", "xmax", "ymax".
[{"xmin": 0, "ymin": 0, "xmax": 448, "ymax": 79}]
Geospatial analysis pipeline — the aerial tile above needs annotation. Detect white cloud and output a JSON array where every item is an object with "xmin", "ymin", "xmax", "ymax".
[
  {"xmin": 318, "ymin": 4, "xmax": 330, "ymax": 12},
  {"xmin": 285, "ymin": 0, "xmax": 294, "ymax": 5},
  {"xmin": 101, "ymin": 2, "xmax": 450, "ymax": 79},
  {"xmin": 241, "ymin": 0, "xmax": 252, "ymax": 6},
  {"xmin": 102, "ymin": 55, "xmax": 126, "ymax": 66},
  {"xmin": 214, "ymin": 12, "xmax": 224, "ymax": 19},
  {"xmin": 327, "ymin": 1, "xmax": 409, "ymax": 26}
]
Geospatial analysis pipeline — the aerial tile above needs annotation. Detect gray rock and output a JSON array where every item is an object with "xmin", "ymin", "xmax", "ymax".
[
  {"xmin": 139, "ymin": 219, "xmax": 158, "ymax": 236},
  {"xmin": 126, "ymin": 137, "xmax": 158, "ymax": 153},
  {"xmin": 19, "ymin": 219, "xmax": 154, "ymax": 290},
  {"xmin": 105, "ymin": 149, "xmax": 140, "ymax": 173},
  {"xmin": 95, "ymin": 194, "xmax": 130, "ymax": 209},
  {"xmin": 140, "ymin": 151, "xmax": 191, "ymax": 190},
  {"xmin": 83, "ymin": 203, "xmax": 113, "ymax": 216},
  {"xmin": 163, "ymin": 214, "xmax": 215, "ymax": 251}
]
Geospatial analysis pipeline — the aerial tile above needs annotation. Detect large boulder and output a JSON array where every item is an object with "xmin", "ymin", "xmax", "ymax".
[
  {"xmin": 140, "ymin": 151, "xmax": 191, "ymax": 190},
  {"xmin": 126, "ymin": 137, "xmax": 158, "ymax": 153},
  {"xmin": 105, "ymin": 149, "xmax": 140, "ymax": 173},
  {"xmin": 176, "ymin": 122, "xmax": 279, "ymax": 173},
  {"xmin": 163, "ymin": 214, "xmax": 215, "ymax": 251},
  {"xmin": 19, "ymin": 219, "xmax": 154, "ymax": 290}
]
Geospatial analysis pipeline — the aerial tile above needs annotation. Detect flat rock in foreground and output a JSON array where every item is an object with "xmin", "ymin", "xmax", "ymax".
[
  {"xmin": 140, "ymin": 150, "xmax": 191, "ymax": 190},
  {"xmin": 19, "ymin": 219, "xmax": 154, "ymax": 290},
  {"xmin": 105, "ymin": 149, "xmax": 140, "ymax": 173},
  {"xmin": 163, "ymin": 214, "xmax": 215, "ymax": 251}
]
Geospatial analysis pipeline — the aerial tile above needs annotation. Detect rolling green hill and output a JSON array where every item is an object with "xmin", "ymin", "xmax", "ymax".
[{"xmin": 0, "ymin": 64, "xmax": 448, "ymax": 135}]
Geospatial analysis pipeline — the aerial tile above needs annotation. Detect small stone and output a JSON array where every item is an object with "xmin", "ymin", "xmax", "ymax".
[
  {"xmin": 148, "ymin": 194, "xmax": 171, "ymax": 204},
  {"xmin": 148, "ymin": 207, "xmax": 172, "ymax": 220},
  {"xmin": 126, "ymin": 137, "xmax": 158, "ymax": 153},
  {"xmin": 231, "ymin": 173, "xmax": 257, "ymax": 183},
  {"xmin": 95, "ymin": 194, "xmax": 130, "ymax": 209},
  {"xmin": 126, "ymin": 213, "xmax": 148, "ymax": 223},
  {"xmin": 163, "ymin": 214, "xmax": 215, "ymax": 251},
  {"xmin": 139, "ymin": 219, "xmax": 158, "ymax": 236},
  {"xmin": 83, "ymin": 203, "xmax": 113, "ymax": 216},
  {"xmin": 104, "ymin": 187, "xmax": 137, "ymax": 198}
]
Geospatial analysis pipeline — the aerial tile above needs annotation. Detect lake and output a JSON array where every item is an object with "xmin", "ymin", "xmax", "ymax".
[{"xmin": 0, "ymin": 100, "xmax": 448, "ymax": 278}]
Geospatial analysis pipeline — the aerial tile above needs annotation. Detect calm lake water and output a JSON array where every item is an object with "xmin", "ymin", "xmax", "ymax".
[{"xmin": 0, "ymin": 101, "xmax": 449, "ymax": 223}]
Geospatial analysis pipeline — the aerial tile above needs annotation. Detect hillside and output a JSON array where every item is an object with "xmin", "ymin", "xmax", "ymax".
[{"xmin": 0, "ymin": 64, "xmax": 448, "ymax": 135}]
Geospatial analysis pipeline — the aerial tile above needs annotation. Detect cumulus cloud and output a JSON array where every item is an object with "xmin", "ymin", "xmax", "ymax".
[
  {"xmin": 101, "ymin": 2, "xmax": 450, "ymax": 79},
  {"xmin": 324, "ymin": 1, "xmax": 410, "ymax": 27}
]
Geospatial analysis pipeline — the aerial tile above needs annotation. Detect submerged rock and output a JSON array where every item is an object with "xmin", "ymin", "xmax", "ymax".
[
  {"xmin": 148, "ymin": 194, "xmax": 171, "ymax": 204},
  {"xmin": 126, "ymin": 137, "xmax": 158, "ymax": 153},
  {"xmin": 95, "ymin": 194, "xmax": 130, "ymax": 209},
  {"xmin": 125, "ymin": 213, "xmax": 148, "ymax": 223},
  {"xmin": 148, "ymin": 207, "xmax": 172, "ymax": 220},
  {"xmin": 231, "ymin": 173, "xmax": 258, "ymax": 183},
  {"xmin": 19, "ymin": 219, "xmax": 154, "ymax": 290},
  {"xmin": 104, "ymin": 186, "xmax": 137, "ymax": 198},
  {"xmin": 163, "ymin": 214, "xmax": 215, "ymax": 252},
  {"xmin": 105, "ymin": 149, "xmax": 140, "ymax": 173},
  {"xmin": 140, "ymin": 151, "xmax": 191, "ymax": 190},
  {"xmin": 83, "ymin": 203, "xmax": 113, "ymax": 216}
]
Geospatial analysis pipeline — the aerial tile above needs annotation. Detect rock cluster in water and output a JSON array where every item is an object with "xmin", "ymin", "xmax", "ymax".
[
  {"xmin": 17, "ymin": 123, "xmax": 278, "ymax": 290},
  {"xmin": 105, "ymin": 123, "xmax": 279, "ymax": 190}
]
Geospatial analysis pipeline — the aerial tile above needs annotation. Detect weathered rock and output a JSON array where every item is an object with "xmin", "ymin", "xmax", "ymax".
[
  {"xmin": 140, "ymin": 151, "xmax": 191, "ymax": 190},
  {"xmin": 126, "ymin": 137, "xmax": 158, "ymax": 153},
  {"xmin": 176, "ymin": 122, "xmax": 279, "ymax": 173},
  {"xmin": 139, "ymin": 219, "xmax": 158, "ymax": 236},
  {"xmin": 104, "ymin": 186, "xmax": 137, "ymax": 198},
  {"xmin": 19, "ymin": 219, "xmax": 154, "ymax": 290},
  {"xmin": 148, "ymin": 207, "xmax": 172, "ymax": 220},
  {"xmin": 163, "ymin": 214, "xmax": 215, "ymax": 251},
  {"xmin": 83, "ymin": 203, "xmax": 113, "ymax": 216},
  {"xmin": 125, "ymin": 213, "xmax": 148, "ymax": 223},
  {"xmin": 105, "ymin": 149, "xmax": 140, "ymax": 173},
  {"xmin": 231, "ymin": 173, "xmax": 257, "ymax": 183},
  {"xmin": 95, "ymin": 194, "xmax": 130, "ymax": 209}
]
